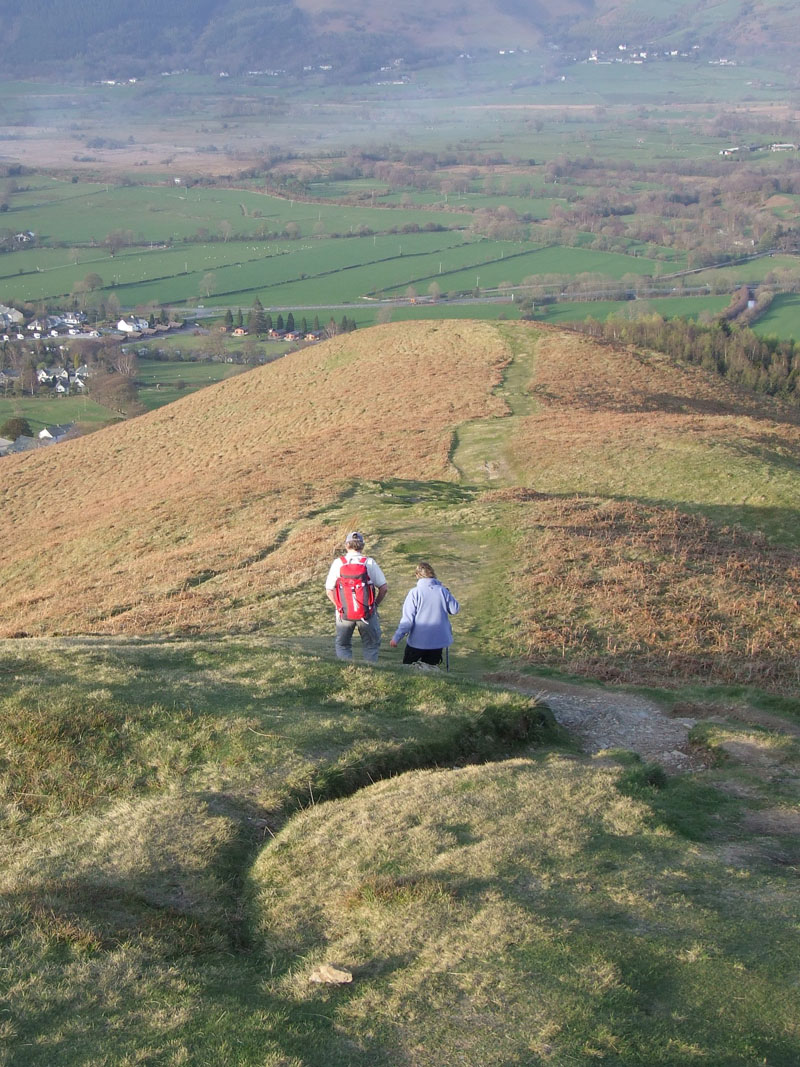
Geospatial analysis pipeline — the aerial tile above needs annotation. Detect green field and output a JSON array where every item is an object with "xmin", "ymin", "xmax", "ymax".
[
  {"xmin": 4, "ymin": 177, "xmax": 457, "ymax": 245},
  {"xmin": 751, "ymin": 292, "xmax": 800, "ymax": 339},
  {"xmin": 0, "ymin": 392, "xmax": 114, "ymax": 434},
  {"xmin": 3, "ymin": 144, "xmax": 800, "ymax": 336},
  {"xmin": 135, "ymin": 357, "xmax": 250, "ymax": 409},
  {"xmin": 2, "ymin": 203, "xmax": 677, "ymax": 310},
  {"xmin": 533, "ymin": 293, "xmax": 732, "ymax": 325},
  {"xmin": 0, "ymin": 359, "xmax": 253, "ymax": 429}
]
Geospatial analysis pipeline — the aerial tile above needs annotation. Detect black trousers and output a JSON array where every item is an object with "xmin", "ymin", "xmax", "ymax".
[{"xmin": 402, "ymin": 645, "xmax": 442, "ymax": 666}]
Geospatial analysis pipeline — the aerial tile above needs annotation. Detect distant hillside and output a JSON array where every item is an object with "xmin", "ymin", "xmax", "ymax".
[
  {"xmin": 1, "ymin": 319, "xmax": 798, "ymax": 691},
  {"xmin": 0, "ymin": 0, "xmax": 797, "ymax": 77}
]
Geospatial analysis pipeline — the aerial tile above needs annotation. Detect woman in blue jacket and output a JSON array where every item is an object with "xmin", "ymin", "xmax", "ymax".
[{"xmin": 390, "ymin": 562, "xmax": 459, "ymax": 667}]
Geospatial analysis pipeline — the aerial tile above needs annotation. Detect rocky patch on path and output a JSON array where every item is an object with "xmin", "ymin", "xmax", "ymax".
[{"xmin": 486, "ymin": 672, "xmax": 706, "ymax": 773}]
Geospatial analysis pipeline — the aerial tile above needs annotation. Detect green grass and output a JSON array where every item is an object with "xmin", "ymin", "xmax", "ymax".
[
  {"xmin": 0, "ymin": 636, "xmax": 557, "ymax": 1066},
  {"xmin": 249, "ymin": 749, "xmax": 800, "ymax": 1065},
  {"xmin": 2, "ymin": 635, "xmax": 800, "ymax": 1066},
  {"xmin": 387, "ymin": 301, "xmax": 521, "ymax": 322},
  {"xmin": 0, "ymin": 392, "xmax": 117, "ymax": 434},
  {"xmin": 751, "ymin": 292, "xmax": 800, "ymax": 341},
  {"xmin": 533, "ymin": 293, "xmax": 731, "ymax": 325},
  {"xmin": 6, "ymin": 180, "xmax": 457, "ymax": 248},
  {"xmin": 381, "ymin": 245, "xmax": 672, "ymax": 299},
  {"xmin": 0, "ymin": 360, "xmax": 252, "ymax": 430},
  {"xmin": 136, "ymin": 357, "xmax": 250, "ymax": 410}
]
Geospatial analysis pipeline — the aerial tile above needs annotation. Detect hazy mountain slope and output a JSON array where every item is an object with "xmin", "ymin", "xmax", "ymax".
[{"xmin": 0, "ymin": 0, "xmax": 796, "ymax": 74}]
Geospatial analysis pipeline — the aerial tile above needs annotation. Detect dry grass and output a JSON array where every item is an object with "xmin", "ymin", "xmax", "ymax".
[
  {"xmin": 0, "ymin": 321, "xmax": 508, "ymax": 637},
  {"xmin": 441, "ymin": 323, "xmax": 800, "ymax": 691},
  {"xmin": 494, "ymin": 492, "xmax": 800, "ymax": 690},
  {"xmin": 511, "ymin": 324, "xmax": 800, "ymax": 505}
]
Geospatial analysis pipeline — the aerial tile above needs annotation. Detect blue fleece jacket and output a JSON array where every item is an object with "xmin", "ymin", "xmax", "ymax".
[{"xmin": 392, "ymin": 578, "xmax": 459, "ymax": 649}]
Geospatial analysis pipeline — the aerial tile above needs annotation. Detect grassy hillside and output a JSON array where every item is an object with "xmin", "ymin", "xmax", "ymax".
[
  {"xmin": 0, "ymin": 321, "xmax": 506, "ymax": 637},
  {"xmin": 251, "ymin": 753, "xmax": 800, "ymax": 1064},
  {"xmin": 0, "ymin": 638, "xmax": 556, "ymax": 1066},
  {"xmin": 2, "ymin": 637, "xmax": 799, "ymax": 1065},
  {"xmin": 1, "ymin": 319, "xmax": 798, "ymax": 691},
  {"xmin": 3, "ymin": 318, "xmax": 800, "ymax": 1065}
]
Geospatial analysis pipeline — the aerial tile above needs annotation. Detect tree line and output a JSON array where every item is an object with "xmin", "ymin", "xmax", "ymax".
[{"xmin": 576, "ymin": 312, "xmax": 799, "ymax": 404}]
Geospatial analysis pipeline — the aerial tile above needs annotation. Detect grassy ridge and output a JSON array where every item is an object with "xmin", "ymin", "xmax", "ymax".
[
  {"xmin": 3, "ymin": 638, "xmax": 799, "ymax": 1065},
  {"xmin": 0, "ymin": 638, "xmax": 554, "ymax": 1066},
  {"xmin": 251, "ymin": 751, "xmax": 800, "ymax": 1065},
  {"xmin": 1, "ymin": 320, "xmax": 798, "ymax": 692},
  {"xmin": 2, "ymin": 317, "xmax": 800, "ymax": 1065}
]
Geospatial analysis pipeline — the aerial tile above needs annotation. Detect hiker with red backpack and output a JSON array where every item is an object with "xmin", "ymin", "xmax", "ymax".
[{"xmin": 325, "ymin": 531, "xmax": 388, "ymax": 663}]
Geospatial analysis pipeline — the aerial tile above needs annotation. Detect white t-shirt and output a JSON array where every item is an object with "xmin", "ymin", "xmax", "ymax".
[{"xmin": 325, "ymin": 550, "xmax": 387, "ymax": 590}]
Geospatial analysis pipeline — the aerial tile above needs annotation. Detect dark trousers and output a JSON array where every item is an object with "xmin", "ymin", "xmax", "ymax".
[{"xmin": 402, "ymin": 645, "xmax": 442, "ymax": 666}]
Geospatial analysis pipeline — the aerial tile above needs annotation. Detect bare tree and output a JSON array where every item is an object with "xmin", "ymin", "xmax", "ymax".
[{"xmin": 112, "ymin": 350, "xmax": 139, "ymax": 378}]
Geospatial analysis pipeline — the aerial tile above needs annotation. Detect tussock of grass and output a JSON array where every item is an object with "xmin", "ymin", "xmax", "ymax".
[{"xmin": 250, "ymin": 756, "xmax": 800, "ymax": 1065}]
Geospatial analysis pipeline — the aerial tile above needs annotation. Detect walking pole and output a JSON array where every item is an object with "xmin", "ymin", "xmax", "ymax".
[{"xmin": 445, "ymin": 648, "xmax": 449, "ymax": 672}]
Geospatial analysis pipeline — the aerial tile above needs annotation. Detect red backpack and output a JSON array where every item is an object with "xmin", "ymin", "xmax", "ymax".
[{"xmin": 333, "ymin": 556, "xmax": 375, "ymax": 621}]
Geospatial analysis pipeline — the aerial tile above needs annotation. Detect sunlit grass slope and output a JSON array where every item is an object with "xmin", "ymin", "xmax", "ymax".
[
  {"xmin": 3, "ymin": 314, "xmax": 800, "ymax": 1066},
  {"xmin": 4, "ymin": 636, "xmax": 799, "ymax": 1066},
  {"xmin": 491, "ymin": 325, "xmax": 800, "ymax": 690},
  {"xmin": 1, "ymin": 318, "xmax": 799, "ymax": 691},
  {"xmin": 511, "ymin": 327, "xmax": 800, "ymax": 519},
  {"xmin": 251, "ymin": 751, "xmax": 800, "ymax": 1065},
  {"xmin": 0, "ymin": 321, "xmax": 508, "ymax": 637},
  {"xmin": 0, "ymin": 637, "xmax": 554, "ymax": 1067}
]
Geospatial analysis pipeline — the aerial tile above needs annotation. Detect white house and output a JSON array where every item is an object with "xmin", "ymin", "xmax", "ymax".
[
  {"xmin": 0, "ymin": 304, "xmax": 23, "ymax": 325},
  {"xmin": 39, "ymin": 423, "xmax": 74, "ymax": 442},
  {"xmin": 117, "ymin": 316, "xmax": 149, "ymax": 333}
]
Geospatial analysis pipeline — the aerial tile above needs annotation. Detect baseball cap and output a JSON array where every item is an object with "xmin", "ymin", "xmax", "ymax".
[{"xmin": 345, "ymin": 531, "xmax": 365, "ymax": 544}]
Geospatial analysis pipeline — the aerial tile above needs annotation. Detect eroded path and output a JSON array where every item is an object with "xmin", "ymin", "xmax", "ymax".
[
  {"xmin": 487, "ymin": 671, "xmax": 705, "ymax": 772},
  {"xmin": 450, "ymin": 324, "xmax": 540, "ymax": 485}
]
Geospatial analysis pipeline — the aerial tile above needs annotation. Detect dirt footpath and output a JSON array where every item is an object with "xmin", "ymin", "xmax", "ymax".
[{"xmin": 487, "ymin": 672, "xmax": 705, "ymax": 772}]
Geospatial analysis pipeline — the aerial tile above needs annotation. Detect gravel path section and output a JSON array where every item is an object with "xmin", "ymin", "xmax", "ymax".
[{"xmin": 486, "ymin": 672, "xmax": 706, "ymax": 773}]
